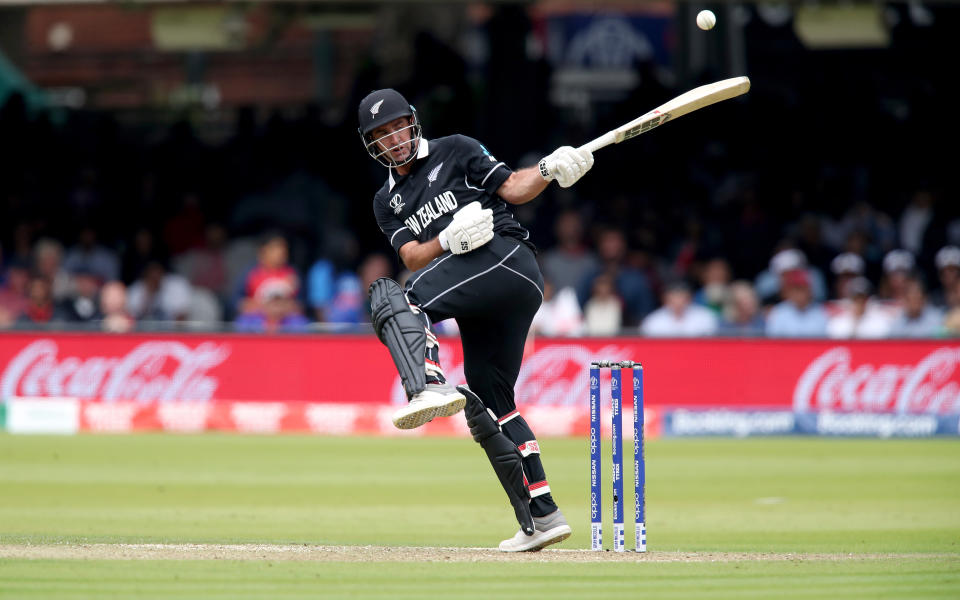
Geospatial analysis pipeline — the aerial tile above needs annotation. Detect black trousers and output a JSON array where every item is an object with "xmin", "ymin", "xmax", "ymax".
[{"xmin": 405, "ymin": 235, "xmax": 558, "ymax": 516}]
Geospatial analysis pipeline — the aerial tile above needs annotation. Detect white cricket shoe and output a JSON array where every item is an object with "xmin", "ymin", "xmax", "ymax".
[
  {"xmin": 499, "ymin": 509, "xmax": 572, "ymax": 552},
  {"xmin": 391, "ymin": 382, "xmax": 466, "ymax": 430}
]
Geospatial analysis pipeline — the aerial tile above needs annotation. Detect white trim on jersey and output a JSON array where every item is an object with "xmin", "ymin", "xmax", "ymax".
[
  {"xmin": 421, "ymin": 245, "xmax": 521, "ymax": 309},
  {"xmin": 389, "ymin": 226, "xmax": 409, "ymax": 245},
  {"xmin": 481, "ymin": 162, "xmax": 505, "ymax": 187},
  {"xmin": 464, "ymin": 175, "xmax": 483, "ymax": 192},
  {"xmin": 408, "ymin": 253, "xmax": 456, "ymax": 291},
  {"xmin": 501, "ymin": 263, "xmax": 543, "ymax": 301}
]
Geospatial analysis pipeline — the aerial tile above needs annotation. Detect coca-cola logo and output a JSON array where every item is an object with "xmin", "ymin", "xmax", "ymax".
[
  {"xmin": 793, "ymin": 347, "xmax": 960, "ymax": 415},
  {"xmin": 1, "ymin": 339, "xmax": 230, "ymax": 402}
]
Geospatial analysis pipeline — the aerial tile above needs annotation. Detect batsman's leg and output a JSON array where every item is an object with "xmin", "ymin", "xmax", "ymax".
[
  {"xmin": 459, "ymin": 385, "xmax": 534, "ymax": 537},
  {"xmin": 458, "ymin": 317, "xmax": 571, "ymax": 552},
  {"xmin": 497, "ymin": 412, "xmax": 571, "ymax": 552},
  {"xmin": 369, "ymin": 277, "xmax": 465, "ymax": 429}
]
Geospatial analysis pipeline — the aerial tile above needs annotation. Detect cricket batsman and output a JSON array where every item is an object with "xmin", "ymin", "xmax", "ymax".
[{"xmin": 359, "ymin": 88, "xmax": 593, "ymax": 551}]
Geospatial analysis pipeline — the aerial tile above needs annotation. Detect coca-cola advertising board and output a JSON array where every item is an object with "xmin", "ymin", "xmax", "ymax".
[{"xmin": 1, "ymin": 333, "xmax": 958, "ymax": 437}]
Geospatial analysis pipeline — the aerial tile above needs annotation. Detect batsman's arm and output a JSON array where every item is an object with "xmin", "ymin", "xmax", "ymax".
[
  {"xmin": 497, "ymin": 166, "xmax": 550, "ymax": 205},
  {"xmin": 398, "ymin": 238, "xmax": 445, "ymax": 272}
]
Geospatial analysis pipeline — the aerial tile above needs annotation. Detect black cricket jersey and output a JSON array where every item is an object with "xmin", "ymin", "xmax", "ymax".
[{"xmin": 373, "ymin": 135, "xmax": 534, "ymax": 256}]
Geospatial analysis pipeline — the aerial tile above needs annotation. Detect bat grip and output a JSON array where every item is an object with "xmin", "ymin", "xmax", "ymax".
[{"xmin": 579, "ymin": 131, "xmax": 617, "ymax": 154}]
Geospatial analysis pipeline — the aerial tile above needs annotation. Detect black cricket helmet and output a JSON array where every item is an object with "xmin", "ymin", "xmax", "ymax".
[{"xmin": 358, "ymin": 88, "xmax": 422, "ymax": 168}]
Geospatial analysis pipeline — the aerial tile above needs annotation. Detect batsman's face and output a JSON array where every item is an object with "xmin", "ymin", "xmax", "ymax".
[{"xmin": 371, "ymin": 117, "xmax": 414, "ymax": 162}]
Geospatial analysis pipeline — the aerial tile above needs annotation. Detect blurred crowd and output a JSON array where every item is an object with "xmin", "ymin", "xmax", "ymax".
[
  {"xmin": 2, "ymin": 174, "xmax": 958, "ymax": 339},
  {"xmin": 1, "ymin": 63, "xmax": 957, "ymax": 338},
  {"xmin": 532, "ymin": 207, "xmax": 960, "ymax": 339}
]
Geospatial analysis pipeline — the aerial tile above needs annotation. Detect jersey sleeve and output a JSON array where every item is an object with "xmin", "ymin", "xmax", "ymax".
[
  {"xmin": 373, "ymin": 190, "xmax": 417, "ymax": 253},
  {"xmin": 454, "ymin": 135, "xmax": 513, "ymax": 194}
]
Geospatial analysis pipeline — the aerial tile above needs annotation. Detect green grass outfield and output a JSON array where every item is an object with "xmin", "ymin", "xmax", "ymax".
[{"xmin": 0, "ymin": 434, "xmax": 958, "ymax": 598}]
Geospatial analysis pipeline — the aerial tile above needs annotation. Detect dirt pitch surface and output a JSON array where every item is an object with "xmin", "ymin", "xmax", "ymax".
[{"xmin": 0, "ymin": 544, "xmax": 937, "ymax": 563}]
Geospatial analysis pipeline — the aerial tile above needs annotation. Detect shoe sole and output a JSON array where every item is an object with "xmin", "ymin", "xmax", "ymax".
[
  {"xmin": 434, "ymin": 394, "xmax": 466, "ymax": 418},
  {"xmin": 392, "ymin": 393, "xmax": 466, "ymax": 430},
  {"xmin": 500, "ymin": 525, "xmax": 572, "ymax": 552}
]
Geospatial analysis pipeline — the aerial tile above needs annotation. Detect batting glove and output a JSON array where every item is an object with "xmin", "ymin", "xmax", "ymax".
[
  {"xmin": 439, "ymin": 202, "xmax": 494, "ymax": 255},
  {"xmin": 538, "ymin": 146, "xmax": 594, "ymax": 188}
]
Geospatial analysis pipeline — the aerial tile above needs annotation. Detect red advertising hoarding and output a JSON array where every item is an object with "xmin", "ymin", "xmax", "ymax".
[{"xmin": 1, "ymin": 332, "xmax": 958, "ymax": 436}]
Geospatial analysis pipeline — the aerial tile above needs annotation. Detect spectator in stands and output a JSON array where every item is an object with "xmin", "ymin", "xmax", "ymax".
[
  {"xmin": 826, "ymin": 277, "xmax": 893, "ymax": 339},
  {"xmin": 829, "ymin": 252, "xmax": 866, "ymax": 300},
  {"xmin": 829, "ymin": 201, "xmax": 897, "ymax": 262},
  {"xmin": 234, "ymin": 285, "xmax": 310, "ymax": 333},
  {"xmin": 577, "ymin": 227, "xmax": 655, "ymax": 326},
  {"xmin": 0, "ymin": 305, "xmax": 14, "ymax": 329},
  {"xmin": 755, "ymin": 247, "xmax": 827, "ymax": 307},
  {"xmin": 877, "ymin": 249, "xmax": 915, "ymax": 306},
  {"xmin": 930, "ymin": 245, "xmax": 960, "ymax": 308},
  {"xmin": 531, "ymin": 279, "xmax": 584, "ymax": 337},
  {"xmin": 898, "ymin": 188, "xmax": 936, "ymax": 259},
  {"xmin": 717, "ymin": 281, "xmax": 765, "ymax": 336},
  {"xmin": 641, "ymin": 280, "xmax": 717, "ymax": 337},
  {"xmin": 541, "ymin": 209, "xmax": 598, "ymax": 294},
  {"xmin": 99, "ymin": 281, "xmax": 135, "ymax": 333},
  {"xmin": 583, "ymin": 273, "xmax": 622, "ymax": 336},
  {"xmin": 17, "ymin": 276, "xmax": 65, "ymax": 326},
  {"xmin": 889, "ymin": 278, "xmax": 943, "ymax": 338},
  {"xmin": 63, "ymin": 226, "xmax": 120, "ymax": 283},
  {"xmin": 323, "ymin": 273, "xmax": 365, "ymax": 324},
  {"xmin": 185, "ymin": 286, "xmax": 224, "ymax": 327},
  {"xmin": 173, "ymin": 223, "xmax": 230, "ymax": 303},
  {"xmin": 126, "ymin": 259, "xmax": 193, "ymax": 321},
  {"xmin": 306, "ymin": 255, "xmax": 338, "ymax": 322},
  {"xmin": 693, "ymin": 257, "xmax": 732, "ymax": 316},
  {"xmin": 0, "ymin": 259, "xmax": 30, "ymax": 321},
  {"xmin": 33, "ymin": 238, "xmax": 72, "ymax": 301},
  {"xmin": 765, "ymin": 270, "xmax": 828, "ymax": 337},
  {"xmin": 238, "ymin": 231, "xmax": 300, "ymax": 317},
  {"xmin": 58, "ymin": 266, "xmax": 102, "ymax": 324}
]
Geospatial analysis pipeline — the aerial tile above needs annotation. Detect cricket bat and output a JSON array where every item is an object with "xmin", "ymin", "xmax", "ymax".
[{"xmin": 579, "ymin": 76, "xmax": 751, "ymax": 153}]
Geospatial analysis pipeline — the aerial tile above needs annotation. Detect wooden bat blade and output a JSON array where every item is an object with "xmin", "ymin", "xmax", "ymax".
[{"xmin": 580, "ymin": 76, "xmax": 750, "ymax": 153}]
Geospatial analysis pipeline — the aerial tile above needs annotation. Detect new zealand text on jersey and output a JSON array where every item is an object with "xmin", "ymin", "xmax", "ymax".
[{"xmin": 404, "ymin": 191, "xmax": 458, "ymax": 236}]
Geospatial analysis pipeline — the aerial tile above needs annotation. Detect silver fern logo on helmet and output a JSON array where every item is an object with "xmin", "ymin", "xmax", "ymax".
[{"xmin": 359, "ymin": 89, "xmax": 422, "ymax": 168}]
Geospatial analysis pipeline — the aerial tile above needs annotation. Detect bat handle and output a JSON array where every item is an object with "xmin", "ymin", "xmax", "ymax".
[{"xmin": 579, "ymin": 131, "xmax": 617, "ymax": 154}]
